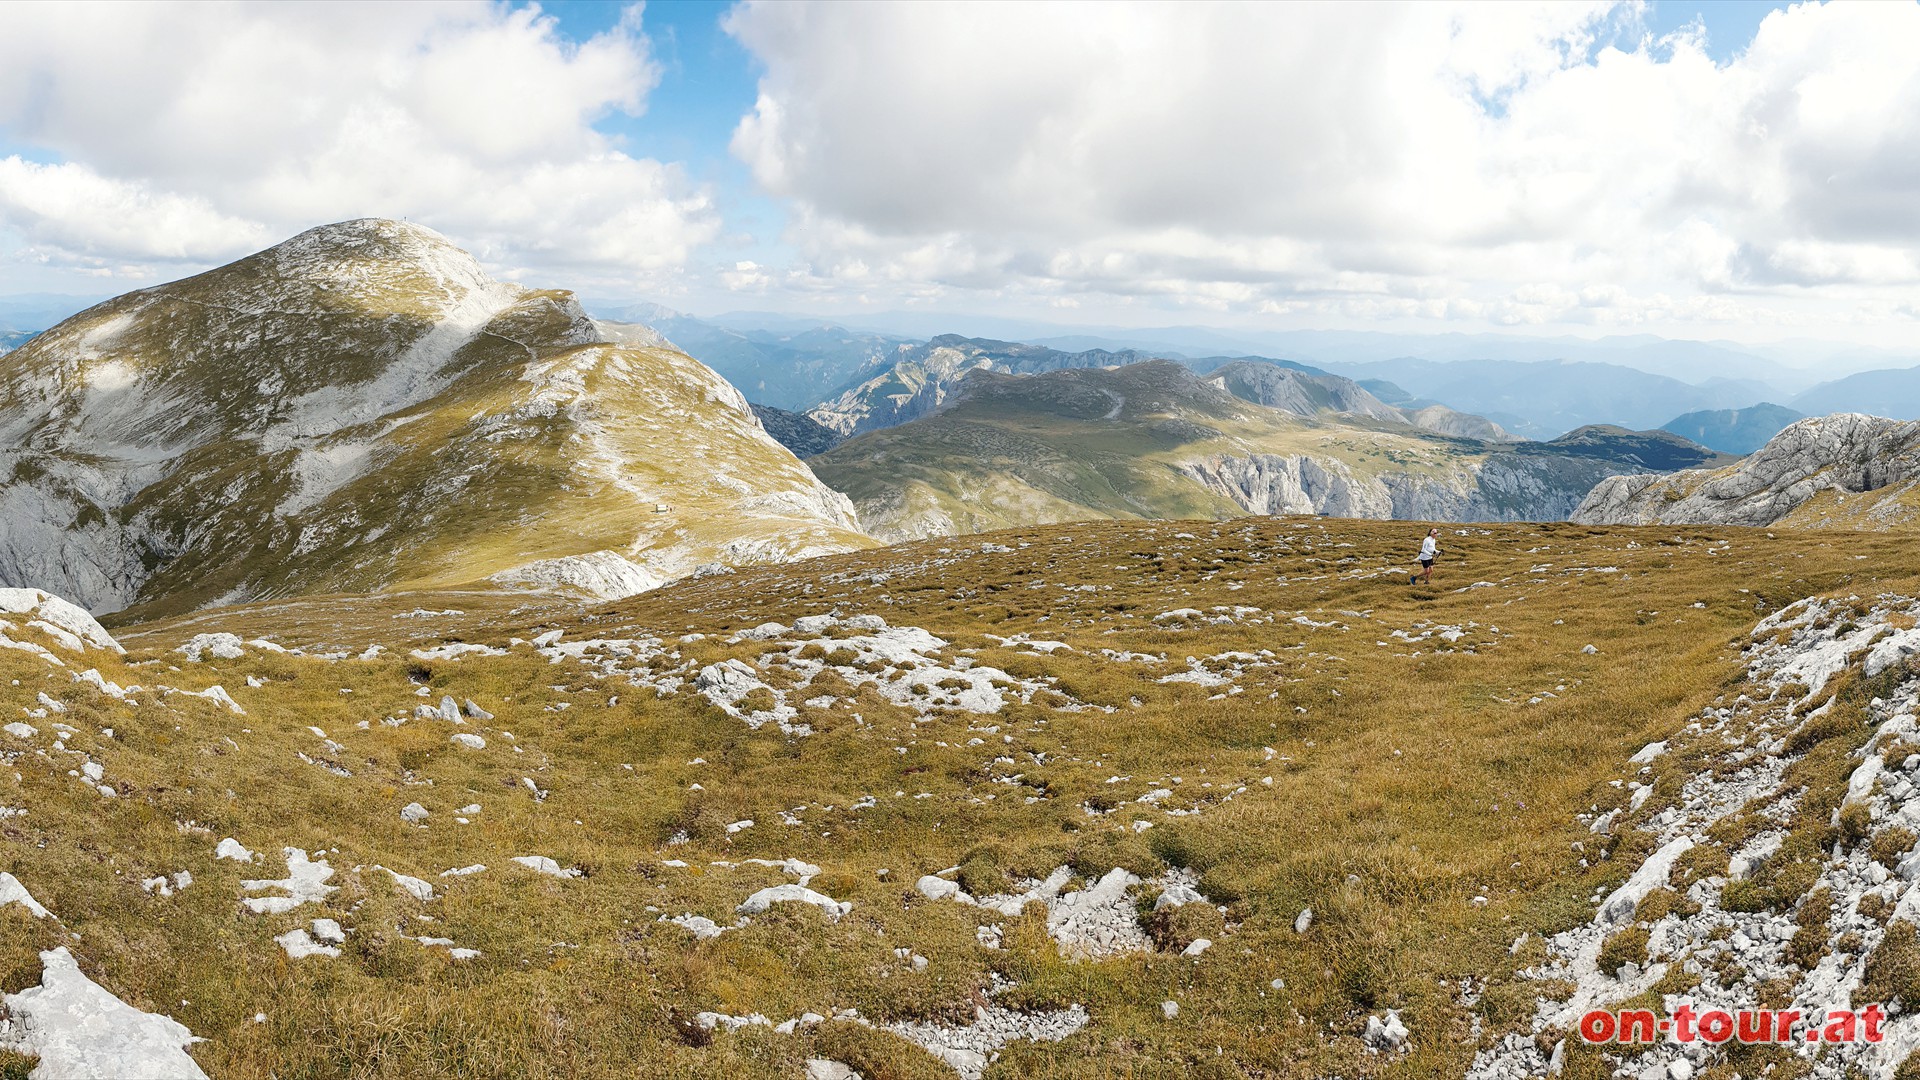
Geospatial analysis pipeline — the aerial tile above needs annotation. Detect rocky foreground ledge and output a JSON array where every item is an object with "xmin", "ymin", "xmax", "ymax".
[{"xmin": 1474, "ymin": 592, "xmax": 1920, "ymax": 1078}]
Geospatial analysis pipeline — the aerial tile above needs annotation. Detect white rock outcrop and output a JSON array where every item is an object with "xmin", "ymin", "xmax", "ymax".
[
  {"xmin": 1573, "ymin": 413, "xmax": 1920, "ymax": 527},
  {"xmin": 1, "ymin": 947, "xmax": 210, "ymax": 1079}
]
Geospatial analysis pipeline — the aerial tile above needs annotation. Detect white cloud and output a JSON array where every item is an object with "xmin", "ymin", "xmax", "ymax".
[
  {"xmin": 0, "ymin": 1, "xmax": 714, "ymax": 283},
  {"xmin": 723, "ymin": 0, "xmax": 1920, "ymax": 334},
  {"xmin": 0, "ymin": 159, "xmax": 269, "ymax": 263}
]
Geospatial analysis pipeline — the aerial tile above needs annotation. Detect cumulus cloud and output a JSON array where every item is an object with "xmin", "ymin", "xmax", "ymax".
[
  {"xmin": 724, "ymin": 0, "xmax": 1920, "ymax": 330},
  {"xmin": 0, "ymin": 159, "xmax": 270, "ymax": 263},
  {"xmin": 0, "ymin": 1, "xmax": 714, "ymax": 282}
]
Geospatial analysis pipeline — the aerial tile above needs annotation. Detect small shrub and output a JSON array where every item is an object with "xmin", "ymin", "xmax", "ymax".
[
  {"xmin": 1719, "ymin": 879, "xmax": 1768, "ymax": 912},
  {"xmin": 1596, "ymin": 926, "xmax": 1650, "ymax": 978},
  {"xmin": 955, "ymin": 846, "xmax": 1010, "ymax": 898},
  {"xmin": 1787, "ymin": 926, "xmax": 1828, "ymax": 969},
  {"xmin": 1839, "ymin": 803, "xmax": 1874, "ymax": 844},
  {"xmin": 1861, "ymin": 893, "xmax": 1894, "ymax": 924},
  {"xmin": 736, "ymin": 687, "xmax": 778, "ymax": 714},
  {"xmin": 1797, "ymin": 887, "xmax": 1835, "ymax": 928},
  {"xmin": 1755, "ymin": 976, "xmax": 1797, "ymax": 1009},
  {"xmin": 1784, "ymin": 710, "xmax": 1854, "ymax": 756},
  {"xmin": 1862, "ymin": 921, "xmax": 1920, "ymax": 1010},
  {"xmin": 1873, "ymin": 827, "xmax": 1918, "ymax": 869},
  {"xmin": 809, "ymin": 1022, "xmax": 956, "ymax": 1080},
  {"xmin": 1634, "ymin": 888, "xmax": 1699, "ymax": 923}
]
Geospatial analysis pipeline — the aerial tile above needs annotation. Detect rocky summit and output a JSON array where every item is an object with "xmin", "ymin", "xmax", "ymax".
[
  {"xmin": 1573, "ymin": 413, "xmax": 1920, "ymax": 529},
  {"xmin": 0, "ymin": 220, "xmax": 869, "ymax": 619}
]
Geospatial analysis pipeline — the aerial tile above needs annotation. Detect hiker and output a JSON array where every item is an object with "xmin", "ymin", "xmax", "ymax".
[{"xmin": 1411, "ymin": 528, "xmax": 1438, "ymax": 585}]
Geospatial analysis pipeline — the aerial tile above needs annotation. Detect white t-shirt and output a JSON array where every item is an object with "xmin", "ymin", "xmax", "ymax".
[{"xmin": 1419, "ymin": 536, "xmax": 1438, "ymax": 561}]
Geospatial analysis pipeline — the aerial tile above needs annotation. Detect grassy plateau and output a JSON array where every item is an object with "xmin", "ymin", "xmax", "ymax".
[{"xmin": 2, "ymin": 516, "xmax": 1915, "ymax": 1078}]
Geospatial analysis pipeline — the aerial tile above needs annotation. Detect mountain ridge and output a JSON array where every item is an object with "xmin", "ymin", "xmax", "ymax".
[
  {"xmin": 1659, "ymin": 402, "xmax": 1805, "ymax": 454},
  {"xmin": 0, "ymin": 219, "xmax": 871, "ymax": 617},
  {"xmin": 810, "ymin": 360, "xmax": 1721, "ymax": 541}
]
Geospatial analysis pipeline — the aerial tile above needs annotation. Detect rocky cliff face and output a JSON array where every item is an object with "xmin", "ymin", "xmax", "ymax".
[
  {"xmin": 1178, "ymin": 448, "xmax": 1629, "ymax": 523},
  {"xmin": 750, "ymin": 403, "xmax": 845, "ymax": 458},
  {"xmin": 0, "ymin": 220, "xmax": 869, "ymax": 616},
  {"xmin": 1571, "ymin": 413, "xmax": 1920, "ymax": 528}
]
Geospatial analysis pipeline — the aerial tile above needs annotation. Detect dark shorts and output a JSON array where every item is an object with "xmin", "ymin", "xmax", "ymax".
[{"xmin": 1419, "ymin": 558, "xmax": 1434, "ymax": 567}]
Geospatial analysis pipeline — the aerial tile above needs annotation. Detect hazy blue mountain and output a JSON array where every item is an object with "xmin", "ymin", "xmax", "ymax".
[
  {"xmin": 1002, "ymin": 325, "xmax": 1802, "ymax": 391},
  {"xmin": 588, "ymin": 303, "xmax": 912, "ymax": 411},
  {"xmin": 1315, "ymin": 357, "xmax": 1764, "ymax": 439},
  {"xmin": 0, "ymin": 293, "xmax": 108, "ymax": 334},
  {"xmin": 1660, "ymin": 403, "xmax": 1805, "ymax": 454},
  {"xmin": 0, "ymin": 294, "xmax": 113, "ymax": 353},
  {"xmin": 1792, "ymin": 366, "xmax": 1920, "ymax": 421}
]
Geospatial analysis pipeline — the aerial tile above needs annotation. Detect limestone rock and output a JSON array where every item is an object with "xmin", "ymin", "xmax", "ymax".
[{"xmin": 1573, "ymin": 413, "xmax": 1920, "ymax": 527}]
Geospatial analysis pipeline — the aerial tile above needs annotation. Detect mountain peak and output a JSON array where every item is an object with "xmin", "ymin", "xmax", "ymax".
[
  {"xmin": 0, "ymin": 223, "xmax": 870, "ymax": 615},
  {"xmin": 228, "ymin": 217, "xmax": 494, "ymax": 304}
]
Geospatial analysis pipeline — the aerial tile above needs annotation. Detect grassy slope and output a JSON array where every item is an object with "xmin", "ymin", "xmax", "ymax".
[
  {"xmin": 4, "ymin": 221, "xmax": 871, "ymax": 621},
  {"xmin": 2, "ymin": 518, "xmax": 1914, "ymax": 1078},
  {"xmin": 102, "ymin": 334, "xmax": 872, "ymax": 624}
]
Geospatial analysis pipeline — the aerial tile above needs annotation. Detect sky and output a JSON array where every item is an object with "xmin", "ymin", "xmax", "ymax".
[{"xmin": 4, "ymin": 0, "xmax": 1920, "ymax": 349}]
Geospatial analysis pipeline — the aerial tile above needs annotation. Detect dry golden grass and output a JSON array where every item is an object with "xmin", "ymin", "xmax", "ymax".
[{"xmin": 4, "ymin": 516, "xmax": 1917, "ymax": 1077}]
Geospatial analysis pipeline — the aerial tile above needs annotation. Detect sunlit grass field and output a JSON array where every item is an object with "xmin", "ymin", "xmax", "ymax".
[{"xmin": 1, "ymin": 517, "xmax": 1911, "ymax": 1078}]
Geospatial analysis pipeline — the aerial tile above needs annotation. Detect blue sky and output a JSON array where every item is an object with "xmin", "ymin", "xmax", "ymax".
[
  {"xmin": 5, "ymin": 0, "xmax": 1920, "ymax": 349},
  {"xmin": 1641, "ymin": 0, "xmax": 1794, "ymax": 57}
]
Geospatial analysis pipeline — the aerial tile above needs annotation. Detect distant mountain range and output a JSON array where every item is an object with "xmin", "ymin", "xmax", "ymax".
[
  {"xmin": 1208, "ymin": 360, "xmax": 1514, "ymax": 442},
  {"xmin": 807, "ymin": 335, "xmax": 1171, "ymax": 438},
  {"xmin": 808, "ymin": 359, "xmax": 1724, "ymax": 541},
  {"xmin": 1311, "ymin": 357, "xmax": 1770, "ymax": 440},
  {"xmin": 584, "ymin": 304, "xmax": 1920, "ymax": 444},
  {"xmin": 1791, "ymin": 367, "xmax": 1920, "ymax": 421},
  {"xmin": 590, "ymin": 302, "xmax": 910, "ymax": 411},
  {"xmin": 1658, "ymin": 403, "xmax": 1806, "ymax": 454},
  {"xmin": 687, "ymin": 313, "xmax": 1893, "ymax": 391}
]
